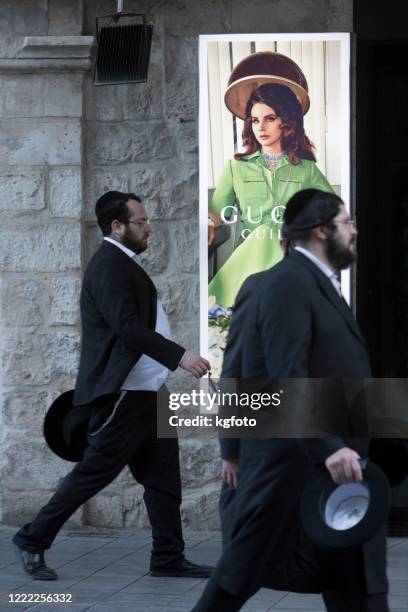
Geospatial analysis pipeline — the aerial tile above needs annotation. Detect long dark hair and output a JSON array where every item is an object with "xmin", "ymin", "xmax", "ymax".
[{"xmin": 235, "ymin": 84, "xmax": 316, "ymax": 164}]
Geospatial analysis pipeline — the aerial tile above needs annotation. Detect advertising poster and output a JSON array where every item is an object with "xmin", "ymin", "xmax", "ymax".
[{"xmin": 199, "ymin": 34, "xmax": 351, "ymax": 374}]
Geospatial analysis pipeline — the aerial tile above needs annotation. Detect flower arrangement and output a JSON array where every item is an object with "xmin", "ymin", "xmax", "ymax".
[
  {"xmin": 208, "ymin": 297, "xmax": 234, "ymax": 378},
  {"xmin": 208, "ymin": 296, "xmax": 234, "ymax": 332}
]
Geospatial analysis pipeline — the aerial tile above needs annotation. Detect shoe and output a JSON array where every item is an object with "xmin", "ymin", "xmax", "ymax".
[
  {"xmin": 150, "ymin": 558, "xmax": 214, "ymax": 578},
  {"xmin": 14, "ymin": 543, "xmax": 58, "ymax": 580}
]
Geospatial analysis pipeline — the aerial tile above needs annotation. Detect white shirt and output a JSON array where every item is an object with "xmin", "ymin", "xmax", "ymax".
[
  {"xmin": 294, "ymin": 246, "xmax": 342, "ymax": 297},
  {"xmin": 103, "ymin": 237, "xmax": 172, "ymax": 391},
  {"xmin": 104, "ymin": 236, "xmax": 137, "ymax": 259}
]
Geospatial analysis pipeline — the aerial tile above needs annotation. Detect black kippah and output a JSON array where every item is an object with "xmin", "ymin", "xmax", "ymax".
[
  {"xmin": 96, "ymin": 191, "xmax": 125, "ymax": 209},
  {"xmin": 282, "ymin": 189, "xmax": 339, "ymax": 239},
  {"xmin": 283, "ymin": 189, "xmax": 320, "ymax": 225}
]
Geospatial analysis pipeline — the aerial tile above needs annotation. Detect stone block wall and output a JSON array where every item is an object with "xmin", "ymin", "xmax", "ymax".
[
  {"xmin": 0, "ymin": 0, "xmax": 352, "ymax": 530},
  {"xmin": 0, "ymin": 3, "xmax": 90, "ymax": 526}
]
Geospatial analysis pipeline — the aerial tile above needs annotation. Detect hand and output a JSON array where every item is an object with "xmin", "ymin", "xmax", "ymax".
[
  {"xmin": 325, "ymin": 447, "xmax": 363, "ymax": 484},
  {"xmin": 221, "ymin": 459, "xmax": 239, "ymax": 488},
  {"xmin": 179, "ymin": 351, "xmax": 211, "ymax": 378}
]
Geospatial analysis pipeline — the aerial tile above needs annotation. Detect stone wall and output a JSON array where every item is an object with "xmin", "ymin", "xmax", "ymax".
[
  {"xmin": 0, "ymin": 1, "xmax": 90, "ymax": 527},
  {"xmin": 0, "ymin": 0, "xmax": 353, "ymax": 530}
]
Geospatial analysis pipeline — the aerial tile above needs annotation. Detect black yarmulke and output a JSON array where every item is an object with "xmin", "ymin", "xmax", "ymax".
[
  {"xmin": 283, "ymin": 189, "xmax": 322, "ymax": 225},
  {"xmin": 96, "ymin": 190, "xmax": 125, "ymax": 209},
  {"xmin": 283, "ymin": 189, "xmax": 342, "ymax": 238}
]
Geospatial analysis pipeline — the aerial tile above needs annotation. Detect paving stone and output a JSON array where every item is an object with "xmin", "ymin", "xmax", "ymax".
[
  {"xmin": 0, "ymin": 532, "xmax": 406, "ymax": 611},
  {"xmin": 89, "ymin": 607, "xmax": 164, "ymax": 612},
  {"xmin": 387, "ymin": 566, "xmax": 408, "ymax": 579},
  {"xmin": 274, "ymin": 592, "xmax": 326, "ymax": 610},
  {"xmin": 24, "ymin": 605, "xmax": 91, "ymax": 612},
  {"xmin": 389, "ymin": 543, "xmax": 408, "ymax": 559},
  {"xmin": 121, "ymin": 576, "xmax": 202, "ymax": 594},
  {"xmin": 0, "ymin": 604, "xmax": 27, "ymax": 612},
  {"xmin": 103, "ymin": 590, "xmax": 177, "ymax": 605},
  {"xmin": 389, "ymin": 558, "xmax": 408, "ymax": 567},
  {"xmin": 388, "ymin": 595, "xmax": 408, "ymax": 611},
  {"xmin": 390, "ymin": 581, "xmax": 408, "ymax": 595}
]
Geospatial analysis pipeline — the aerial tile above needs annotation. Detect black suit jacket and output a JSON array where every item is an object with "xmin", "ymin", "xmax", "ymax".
[
  {"xmin": 220, "ymin": 250, "xmax": 371, "ymax": 462},
  {"xmin": 215, "ymin": 251, "xmax": 387, "ymax": 597},
  {"xmin": 73, "ymin": 241, "xmax": 185, "ymax": 406}
]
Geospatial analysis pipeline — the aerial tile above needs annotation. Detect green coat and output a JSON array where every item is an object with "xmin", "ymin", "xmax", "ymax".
[{"xmin": 208, "ymin": 150, "xmax": 334, "ymax": 308}]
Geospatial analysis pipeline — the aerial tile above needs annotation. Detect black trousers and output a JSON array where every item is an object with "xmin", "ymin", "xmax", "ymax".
[
  {"xmin": 13, "ymin": 391, "xmax": 184, "ymax": 567},
  {"xmin": 192, "ymin": 578, "xmax": 390, "ymax": 612},
  {"xmin": 195, "ymin": 438, "xmax": 388, "ymax": 612}
]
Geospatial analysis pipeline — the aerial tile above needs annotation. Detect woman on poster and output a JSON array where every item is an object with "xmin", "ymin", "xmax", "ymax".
[{"xmin": 208, "ymin": 52, "xmax": 334, "ymax": 309}]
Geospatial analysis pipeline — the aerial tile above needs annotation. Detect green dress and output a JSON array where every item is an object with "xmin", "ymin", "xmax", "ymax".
[{"xmin": 208, "ymin": 150, "xmax": 334, "ymax": 308}]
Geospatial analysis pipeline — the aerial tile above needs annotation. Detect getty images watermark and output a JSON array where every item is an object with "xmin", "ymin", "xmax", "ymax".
[
  {"xmin": 157, "ymin": 378, "xmax": 408, "ymax": 439},
  {"xmin": 164, "ymin": 387, "xmax": 283, "ymax": 431}
]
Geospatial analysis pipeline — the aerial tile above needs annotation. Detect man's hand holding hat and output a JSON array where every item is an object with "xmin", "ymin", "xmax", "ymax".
[{"xmin": 325, "ymin": 447, "xmax": 363, "ymax": 484}]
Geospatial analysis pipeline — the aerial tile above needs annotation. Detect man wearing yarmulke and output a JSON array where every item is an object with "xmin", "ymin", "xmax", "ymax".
[
  {"xmin": 193, "ymin": 189, "xmax": 389, "ymax": 612},
  {"xmin": 13, "ymin": 191, "xmax": 212, "ymax": 581}
]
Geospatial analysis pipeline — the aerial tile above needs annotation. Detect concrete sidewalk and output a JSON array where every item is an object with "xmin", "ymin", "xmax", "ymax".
[{"xmin": 0, "ymin": 526, "xmax": 407, "ymax": 611}]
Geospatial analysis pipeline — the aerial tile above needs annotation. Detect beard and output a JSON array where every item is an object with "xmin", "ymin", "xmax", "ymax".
[
  {"xmin": 122, "ymin": 226, "xmax": 148, "ymax": 254},
  {"xmin": 325, "ymin": 231, "xmax": 356, "ymax": 270}
]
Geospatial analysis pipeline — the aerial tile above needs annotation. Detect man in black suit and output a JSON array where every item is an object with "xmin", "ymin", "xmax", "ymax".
[
  {"xmin": 193, "ymin": 190, "xmax": 389, "ymax": 612},
  {"xmin": 13, "ymin": 191, "xmax": 212, "ymax": 581}
]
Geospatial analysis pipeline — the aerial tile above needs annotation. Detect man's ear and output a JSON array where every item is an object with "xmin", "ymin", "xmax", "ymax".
[
  {"xmin": 111, "ymin": 219, "xmax": 124, "ymax": 237},
  {"xmin": 312, "ymin": 225, "xmax": 329, "ymax": 241}
]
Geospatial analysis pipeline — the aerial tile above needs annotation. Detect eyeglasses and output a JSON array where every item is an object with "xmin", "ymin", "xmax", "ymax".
[
  {"xmin": 334, "ymin": 218, "xmax": 356, "ymax": 228},
  {"xmin": 128, "ymin": 219, "xmax": 150, "ymax": 228}
]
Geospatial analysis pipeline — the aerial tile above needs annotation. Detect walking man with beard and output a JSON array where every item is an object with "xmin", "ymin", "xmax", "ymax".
[
  {"xmin": 193, "ymin": 189, "xmax": 389, "ymax": 612},
  {"xmin": 13, "ymin": 191, "xmax": 213, "ymax": 580}
]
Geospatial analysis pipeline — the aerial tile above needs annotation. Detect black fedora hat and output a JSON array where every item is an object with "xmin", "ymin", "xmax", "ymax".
[
  {"xmin": 43, "ymin": 391, "xmax": 90, "ymax": 462},
  {"xmin": 301, "ymin": 460, "xmax": 390, "ymax": 550}
]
